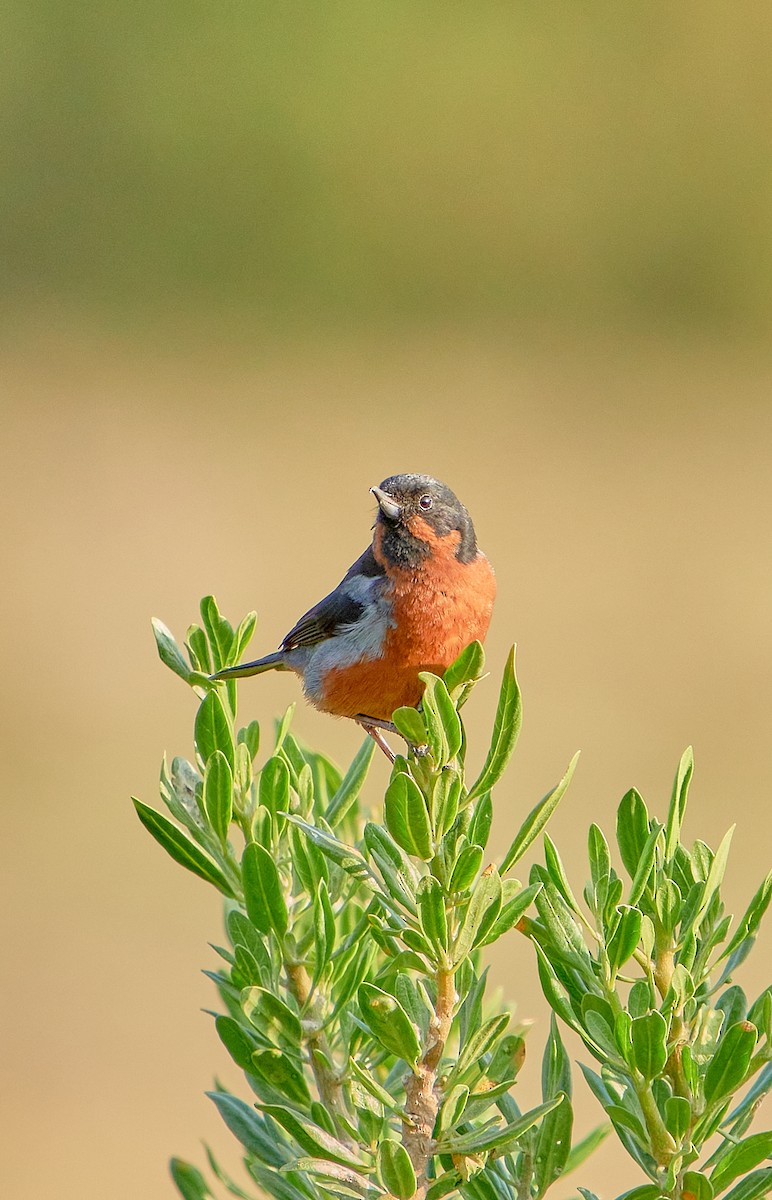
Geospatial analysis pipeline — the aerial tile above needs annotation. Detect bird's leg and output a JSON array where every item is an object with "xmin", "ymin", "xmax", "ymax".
[
  {"xmin": 355, "ymin": 713, "xmax": 430, "ymax": 761},
  {"xmin": 356, "ymin": 717, "xmax": 397, "ymax": 763}
]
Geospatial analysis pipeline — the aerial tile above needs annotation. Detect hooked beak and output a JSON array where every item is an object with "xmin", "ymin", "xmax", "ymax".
[{"xmin": 371, "ymin": 485, "xmax": 401, "ymax": 522}]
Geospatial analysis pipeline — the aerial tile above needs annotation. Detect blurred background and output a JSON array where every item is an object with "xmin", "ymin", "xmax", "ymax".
[{"xmin": 2, "ymin": 4, "xmax": 771, "ymax": 1197}]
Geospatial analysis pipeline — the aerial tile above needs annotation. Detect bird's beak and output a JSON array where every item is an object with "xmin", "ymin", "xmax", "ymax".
[{"xmin": 371, "ymin": 485, "xmax": 401, "ymax": 522}]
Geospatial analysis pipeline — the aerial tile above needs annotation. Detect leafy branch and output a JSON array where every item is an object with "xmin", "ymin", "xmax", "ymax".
[{"xmin": 138, "ymin": 598, "xmax": 770, "ymax": 1200}]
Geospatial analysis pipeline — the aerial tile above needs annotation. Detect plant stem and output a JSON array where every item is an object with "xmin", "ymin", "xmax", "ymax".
[
  {"xmin": 403, "ymin": 966, "xmax": 457, "ymax": 1198},
  {"xmin": 637, "ymin": 1078, "xmax": 677, "ymax": 1166},
  {"xmin": 516, "ymin": 1145, "xmax": 534, "ymax": 1200},
  {"xmin": 284, "ymin": 959, "xmax": 348, "ymax": 1130}
]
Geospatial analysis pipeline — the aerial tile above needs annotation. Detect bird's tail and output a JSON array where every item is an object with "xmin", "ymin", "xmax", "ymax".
[{"xmin": 210, "ymin": 651, "xmax": 287, "ymax": 681}]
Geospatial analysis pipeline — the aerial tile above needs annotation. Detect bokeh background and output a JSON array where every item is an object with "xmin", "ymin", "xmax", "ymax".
[{"xmin": 2, "ymin": 5, "xmax": 771, "ymax": 1198}]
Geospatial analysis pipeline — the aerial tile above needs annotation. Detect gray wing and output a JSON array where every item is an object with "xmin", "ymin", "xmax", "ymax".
[{"xmin": 281, "ymin": 546, "xmax": 386, "ymax": 651}]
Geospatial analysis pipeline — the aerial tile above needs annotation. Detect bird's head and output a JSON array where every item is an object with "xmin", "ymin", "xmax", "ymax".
[{"xmin": 370, "ymin": 474, "xmax": 478, "ymax": 566}]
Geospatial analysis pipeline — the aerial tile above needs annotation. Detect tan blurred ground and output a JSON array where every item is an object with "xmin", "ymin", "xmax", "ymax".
[{"xmin": 1, "ymin": 324, "xmax": 770, "ymax": 1199}]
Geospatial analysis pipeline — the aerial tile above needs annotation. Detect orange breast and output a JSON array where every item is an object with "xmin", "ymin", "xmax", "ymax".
[{"xmin": 320, "ymin": 524, "xmax": 496, "ymax": 721}]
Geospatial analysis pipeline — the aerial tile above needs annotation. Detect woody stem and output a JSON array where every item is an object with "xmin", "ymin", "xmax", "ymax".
[{"xmin": 402, "ymin": 966, "xmax": 457, "ymax": 1198}]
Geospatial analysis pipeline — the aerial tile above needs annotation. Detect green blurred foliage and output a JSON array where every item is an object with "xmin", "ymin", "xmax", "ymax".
[{"xmin": 3, "ymin": 2, "xmax": 772, "ymax": 330}]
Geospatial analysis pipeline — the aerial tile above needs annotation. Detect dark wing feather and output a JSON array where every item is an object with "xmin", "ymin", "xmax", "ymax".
[{"xmin": 280, "ymin": 547, "xmax": 385, "ymax": 651}]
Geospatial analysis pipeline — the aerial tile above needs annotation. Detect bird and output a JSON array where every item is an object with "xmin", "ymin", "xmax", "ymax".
[{"xmin": 211, "ymin": 474, "xmax": 496, "ymax": 759}]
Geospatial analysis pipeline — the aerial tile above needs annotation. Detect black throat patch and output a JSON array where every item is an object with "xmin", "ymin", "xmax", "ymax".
[{"xmin": 377, "ymin": 522, "xmax": 432, "ymax": 571}]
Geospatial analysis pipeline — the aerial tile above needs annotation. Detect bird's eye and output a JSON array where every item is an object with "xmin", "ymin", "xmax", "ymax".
[{"xmin": 418, "ymin": 494, "xmax": 433, "ymax": 511}]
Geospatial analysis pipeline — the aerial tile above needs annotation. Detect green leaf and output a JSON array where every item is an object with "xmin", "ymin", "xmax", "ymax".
[
  {"xmin": 719, "ymin": 871, "xmax": 772, "ymax": 963},
  {"xmin": 444, "ymin": 640, "xmax": 486, "ymax": 696},
  {"xmin": 484, "ymin": 1032, "xmax": 526, "ymax": 1086},
  {"xmin": 534, "ymin": 1018, "xmax": 574, "ymax": 1197},
  {"xmin": 358, "ymin": 983, "xmax": 422, "ymax": 1065},
  {"xmin": 438, "ymin": 1096, "xmax": 564, "ymax": 1155},
  {"xmin": 723, "ymin": 1062, "xmax": 772, "ymax": 1135},
  {"xmin": 232, "ymin": 610, "xmax": 257, "ymax": 662},
  {"xmin": 614, "ymin": 1189, "xmax": 666, "ymax": 1200},
  {"xmin": 710, "ymin": 1132, "xmax": 772, "ymax": 1194},
  {"xmin": 329, "ymin": 941, "xmax": 376, "ymax": 1019},
  {"xmin": 607, "ymin": 905, "xmax": 643, "ymax": 975},
  {"xmin": 347, "ymin": 1056, "xmax": 410, "ymax": 1118},
  {"xmin": 392, "ymin": 705, "xmax": 429, "ymax": 748},
  {"xmin": 313, "ymin": 880, "xmax": 335, "ymax": 984},
  {"xmin": 453, "ymin": 865, "xmax": 502, "ymax": 961},
  {"xmin": 417, "ymin": 875, "xmax": 449, "ymax": 958},
  {"xmin": 421, "ymin": 673, "xmax": 463, "ymax": 763},
  {"xmin": 186, "ymin": 624, "xmax": 212, "ymax": 674},
  {"xmin": 434, "ymin": 768, "xmax": 462, "ymax": 837},
  {"xmin": 721, "ymin": 1168, "xmax": 772, "ymax": 1200},
  {"xmin": 616, "ymin": 787, "xmax": 651, "ymax": 880},
  {"xmin": 476, "ymin": 881, "xmax": 542, "ymax": 947},
  {"xmin": 377, "ymin": 1140, "xmax": 417, "ymax": 1200},
  {"xmin": 467, "ymin": 646, "xmax": 522, "ymax": 801},
  {"xmin": 680, "ymin": 1172, "xmax": 713, "ymax": 1200},
  {"xmin": 274, "ymin": 703, "xmax": 295, "ymax": 752},
  {"xmin": 215, "ymin": 1015, "xmax": 258, "ymax": 1071},
  {"xmin": 427, "ymin": 1173, "xmax": 464, "ymax": 1200},
  {"xmin": 449, "ymin": 843, "xmax": 484, "ymax": 893},
  {"xmin": 241, "ymin": 987, "xmax": 302, "ymax": 1049},
  {"xmin": 534, "ymin": 879, "xmax": 591, "ymax": 966},
  {"xmin": 250, "ymin": 1167, "xmax": 310, "ymax": 1200},
  {"xmin": 207, "ymin": 1092, "xmax": 289, "ymax": 1167},
  {"xmin": 384, "ymin": 770, "xmax": 433, "ymax": 859},
  {"xmin": 629, "ymin": 979, "xmax": 654, "ymax": 1020},
  {"xmin": 258, "ymin": 754, "xmax": 291, "ymax": 824},
  {"xmin": 364, "ymin": 822, "xmax": 418, "ymax": 912},
  {"xmin": 704, "ymin": 1021, "xmax": 757, "ymax": 1102},
  {"xmin": 152, "ymin": 619, "xmax": 194, "ymax": 684},
  {"xmin": 665, "ymin": 746, "xmax": 694, "ymax": 862},
  {"xmin": 664, "ymin": 1095, "xmax": 691, "ymax": 1143},
  {"xmin": 395, "ymin": 974, "xmax": 430, "ymax": 1039},
  {"xmin": 450, "ymin": 1011, "xmax": 511, "ymax": 1084},
  {"xmin": 287, "ymin": 1158, "xmax": 373, "ymax": 1196},
  {"xmin": 203, "ymin": 750, "xmax": 233, "ymax": 848},
  {"xmin": 170, "ymin": 1159, "xmax": 213, "ymax": 1200},
  {"xmin": 533, "ymin": 942, "xmax": 582, "ymax": 1033},
  {"xmin": 655, "ymin": 878, "xmax": 682, "ymax": 934},
  {"xmin": 132, "ymin": 799, "xmax": 234, "ymax": 895},
  {"xmin": 242, "ymin": 842, "xmax": 288, "ymax": 938},
  {"xmin": 588, "ymin": 824, "xmax": 611, "ymax": 889},
  {"xmin": 259, "ymin": 1104, "xmax": 369, "ymax": 1169},
  {"xmin": 200, "ymin": 595, "xmax": 235, "ymax": 671},
  {"xmin": 627, "ymin": 825, "xmax": 662, "ymax": 907},
  {"xmin": 499, "ymin": 751, "xmax": 579, "ymax": 874},
  {"xmin": 746, "ymin": 989, "xmax": 771, "ymax": 1043},
  {"xmin": 237, "ymin": 719, "xmax": 260, "ymax": 761},
  {"xmin": 543, "ymin": 833, "xmax": 583, "ymax": 914},
  {"xmin": 437, "ymin": 1085, "xmax": 470, "ymax": 1135},
  {"xmin": 195, "ymin": 690, "xmax": 235, "ymax": 770},
  {"xmin": 415, "ymin": 675, "xmax": 448, "ymax": 764},
  {"xmin": 690, "ymin": 825, "xmax": 735, "ymax": 933},
  {"xmin": 468, "ymin": 791, "xmax": 493, "ymax": 850},
  {"xmin": 288, "ymin": 1158, "xmax": 374, "ymax": 1196},
  {"xmin": 631, "ymin": 1010, "xmax": 668, "ymax": 1080},
  {"xmin": 251, "ymin": 1049, "xmax": 311, "ymax": 1105},
  {"xmin": 289, "ymin": 816, "xmax": 370, "ymax": 880},
  {"xmin": 325, "ymin": 737, "xmax": 375, "ymax": 827},
  {"xmin": 233, "ymin": 741, "xmax": 253, "ymax": 806},
  {"xmin": 534, "ymin": 1097, "xmax": 573, "ymax": 1198}
]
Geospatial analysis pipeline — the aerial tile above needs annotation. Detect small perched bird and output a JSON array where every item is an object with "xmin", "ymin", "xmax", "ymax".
[{"xmin": 212, "ymin": 474, "xmax": 496, "ymax": 758}]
